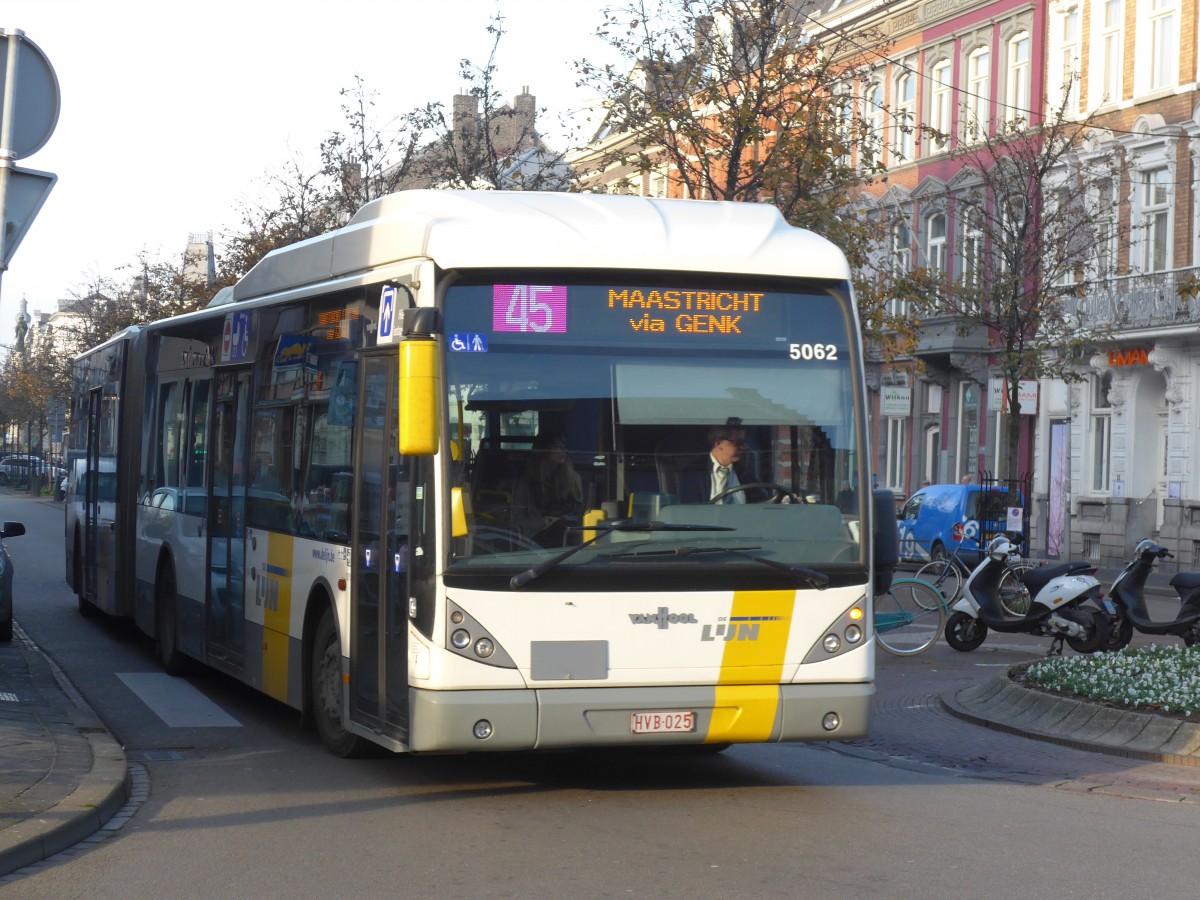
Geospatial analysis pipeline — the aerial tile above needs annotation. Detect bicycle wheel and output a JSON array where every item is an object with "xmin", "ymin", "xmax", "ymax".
[
  {"xmin": 998, "ymin": 562, "xmax": 1033, "ymax": 616},
  {"xmin": 914, "ymin": 559, "xmax": 961, "ymax": 606},
  {"xmin": 874, "ymin": 578, "xmax": 945, "ymax": 656}
]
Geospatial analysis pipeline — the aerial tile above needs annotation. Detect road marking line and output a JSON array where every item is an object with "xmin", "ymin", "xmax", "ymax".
[{"xmin": 117, "ymin": 672, "xmax": 242, "ymax": 727}]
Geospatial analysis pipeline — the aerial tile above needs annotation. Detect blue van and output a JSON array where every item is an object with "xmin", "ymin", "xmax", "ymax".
[{"xmin": 897, "ymin": 484, "xmax": 1023, "ymax": 565}]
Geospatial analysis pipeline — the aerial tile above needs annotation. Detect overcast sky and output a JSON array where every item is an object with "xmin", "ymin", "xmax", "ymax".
[{"xmin": 1, "ymin": 0, "xmax": 618, "ymax": 348}]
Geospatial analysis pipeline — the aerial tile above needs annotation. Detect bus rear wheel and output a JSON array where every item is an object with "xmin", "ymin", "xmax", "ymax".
[
  {"xmin": 311, "ymin": 606, "xmax": 374, "ymax": 758},
  {"xmin": 74, "ymin": 535, "xmax": 95, "ymax": 618},
  {"xmin": 155, "ymin": 563, "xmax": 189, "ymax": 675}
]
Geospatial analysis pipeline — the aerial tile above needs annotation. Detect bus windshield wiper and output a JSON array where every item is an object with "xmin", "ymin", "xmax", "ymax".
[
  {"xmin": 508, "ymin": 521, "xmax": 734, "ymax": 590},
  {"xmin": 605, "ymin": 544, "xmax": 830, "ymax": 589}
]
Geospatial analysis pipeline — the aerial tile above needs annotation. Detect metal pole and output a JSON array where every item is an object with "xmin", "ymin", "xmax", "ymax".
[{"xmin": 0, "ymin": 28, "xmax": 23, "ymax": 284}]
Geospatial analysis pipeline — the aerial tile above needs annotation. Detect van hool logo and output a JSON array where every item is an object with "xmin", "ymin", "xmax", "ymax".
[{"xmin": 628, "ymin": 607, "xmax": 698, "ymax": 629}]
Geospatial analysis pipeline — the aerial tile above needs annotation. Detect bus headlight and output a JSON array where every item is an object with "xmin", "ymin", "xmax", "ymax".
[
  {"xmin": 444, "ymin": 600, "xmax": 517, "ymax": 669},
  {"xmin": 803, "ymin": 597, "xmax": 870, "ymax": 664}
]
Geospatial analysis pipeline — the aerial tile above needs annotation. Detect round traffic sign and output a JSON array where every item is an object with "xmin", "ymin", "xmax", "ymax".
[{"xmin": 1, "ymin": 30, "xmax": 61, "ymax": 159}]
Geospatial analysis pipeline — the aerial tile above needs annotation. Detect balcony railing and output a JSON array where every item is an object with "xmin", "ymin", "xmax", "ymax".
[{"xmin": 1067, "ymin": 268, "xmax": 1200, "ymax": 331}]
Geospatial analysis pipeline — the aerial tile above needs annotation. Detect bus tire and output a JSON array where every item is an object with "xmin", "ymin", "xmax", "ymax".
[
  {"xmin": 311, "ymin": 605, "xmax": 374, "ymax": 758},
  {"xmin": 74, "ymin": 534, "xmax": 95, "ymax": 618},
  {"xmin": 155, "ymin": 561, "xmax": 189, "ymax": 676}
]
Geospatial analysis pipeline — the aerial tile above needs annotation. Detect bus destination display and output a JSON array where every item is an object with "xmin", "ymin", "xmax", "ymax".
[{"xmin": 485, "ymin": 280, "xmax": 822, "ymax": 342}]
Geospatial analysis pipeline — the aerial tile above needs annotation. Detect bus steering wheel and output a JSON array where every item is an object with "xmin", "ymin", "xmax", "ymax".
[{"xmin": 708, "ymin": 482, "xmax": 795, "ymax": 504}]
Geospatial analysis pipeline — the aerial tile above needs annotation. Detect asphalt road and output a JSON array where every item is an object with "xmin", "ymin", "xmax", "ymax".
[{"xmin": 4, "ymin": 490, "xmax": 1200, "ymax": 898}]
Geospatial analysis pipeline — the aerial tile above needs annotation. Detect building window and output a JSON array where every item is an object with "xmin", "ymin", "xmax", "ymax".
[
  {"xmin": 1149, "ymin": 0, "xmax": 1178, "ymax": 90},
  {"xmin": 885, "ymin": 417, "xmax": 906, "ymax": 490},
  {"xmin": 1140, "ymin": 168, "xmax": 1170, "ymax": 273},
  {"xmin": 929, "ymin": 59, "xmax": 952, "ymax": 148},
  {"xmin": 926, "ymin": 213, "xmax": 947, "ymax": 274},
  {"xmin": 957, "ymin": 382, "xmax": 980, "ymax": 483},
  {"xmin": 863, "ymin": 81, "xmax": 885, "ymax": 168},
  {"xmin": 959, "ymin": 210, "xmax": 983, "ymax": 291},
  {"xmin": 926, "ymin": 383, "xmax": 942, "ymax": 415},
  {"xmin": 1089, "ymin": 178, "xmax": 1118, "ymax": 279},
  {"xmin": 965, "ymin": 47, "xmax": 990, "ymax": 142},
  {"xmin": 1056, "ymin": 6, "xmax": 1082, "ymax": 111},
  {"xmin": 1091, "ymin": 372, "xmax": 1112, "ymax": 493},
  {"xmin": 894, "ymin": 71, "xmax": 916, "ymax": 161},
  {"xmin": 1095, "ymin": 0, "xmax": 1122, "ymax": 104},
  {"xmin": 924, "ymin": 425, "xmax": 940, "ymax": 485},
  {"xmin": 889, "ymin": 221, "xmax": 912, "ymax": 317},
  {"xmin": 831, "ymin": 85, "xmax": 853, "ymax": 166},
  {"xmin": 1005, "ymin": 32, "xmax": 1030, "ymax": 124}
]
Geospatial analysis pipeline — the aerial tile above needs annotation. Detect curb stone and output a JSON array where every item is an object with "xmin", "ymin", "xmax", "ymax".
[{"xmin": 944, "ymin": 667, "xmax": 1200, "ymax": 766}]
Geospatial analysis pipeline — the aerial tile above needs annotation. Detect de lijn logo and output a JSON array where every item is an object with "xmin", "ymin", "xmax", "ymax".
[{"xmin": 627, "ymin": 608, "xmax": 781, "ymax": 642}]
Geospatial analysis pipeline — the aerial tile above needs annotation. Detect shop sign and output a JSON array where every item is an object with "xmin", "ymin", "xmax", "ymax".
[
  {"xmin": 988, "ymin": 378, "xmax": 1038, "ymax": 415},
  {"xmin": 1108, "ymin": 347, "xmax": 1151, "ymax": 367},
  {"xmin": 880, "ymin": 385, "xmax": 912, "ymax": 417}
]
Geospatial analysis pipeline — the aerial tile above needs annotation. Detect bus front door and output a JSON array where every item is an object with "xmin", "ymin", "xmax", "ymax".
[
  {"xmin": 350, "ymin": 354, "xmax": 409, "ymax": 743},
  {"xmin": 208, "ymin": 370, "xmax": 249, "ymax": 667}
]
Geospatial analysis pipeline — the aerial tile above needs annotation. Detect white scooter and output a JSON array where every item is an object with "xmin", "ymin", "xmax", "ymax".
[{"xmin": 944, "ymin": 534, "xmax": 1109, "ymax": 655}]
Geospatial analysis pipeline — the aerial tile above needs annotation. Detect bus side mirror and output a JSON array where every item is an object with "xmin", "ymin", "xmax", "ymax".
[
  {"xmin": 398, "ymin": 337, "xmax": 440, "ymax": 456},
  {"xmin": 872, "ymin": 488, "xmax": 898, "ymax": 594}
]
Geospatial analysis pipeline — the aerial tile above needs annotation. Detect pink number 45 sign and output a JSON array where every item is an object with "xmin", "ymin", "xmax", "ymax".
[{"xmin": 493, "ymin": 284, "xmax": 567, "ymax": 333}]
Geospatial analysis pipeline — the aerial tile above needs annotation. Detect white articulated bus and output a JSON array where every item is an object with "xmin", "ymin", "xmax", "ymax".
[{"xmin": 67, "ymin": 190, "xmax": 882, "ymax": 756}]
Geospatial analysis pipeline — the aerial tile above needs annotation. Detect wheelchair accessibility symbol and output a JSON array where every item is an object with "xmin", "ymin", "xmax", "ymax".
[{"xmin": 449, "ymin": 333, "xmax": 487, "ymax": 352}]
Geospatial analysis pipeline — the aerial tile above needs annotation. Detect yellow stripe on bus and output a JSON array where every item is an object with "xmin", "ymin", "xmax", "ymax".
[
  {"xmin": 707, "ymin": 590, "xmax": 796, "ymax": 743},
  {"xmin": 262, "ymin": 533, "xmax": 294, "ymax": 702}
]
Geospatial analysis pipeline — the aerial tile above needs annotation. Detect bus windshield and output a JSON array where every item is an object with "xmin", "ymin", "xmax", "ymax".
[{"xmin": 443, "ymin": 275, "xmax": 864, "ymax": 582}]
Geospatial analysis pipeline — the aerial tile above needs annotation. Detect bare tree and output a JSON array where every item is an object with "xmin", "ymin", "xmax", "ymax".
[
  {"xmin": 218, "ymin": 154, "xmax": 339, "ymax": 285},
  {"xmin": 320, "ymin": 75, "xmax": 440, "ymax": 219},
  {"xmin": 414, "ymin": 15, "xmax": 572, "ymax": 191},
  {"xmin": 220, "ymin": 82, "xmax": 440, "ymax": 283},
  {"xmin": 921, "ymin": 80, "xmax": 1123, "ymax": 477},
  {"xmin": 576, "ymin": 0, "xmax": 923, "ymax": 355}
]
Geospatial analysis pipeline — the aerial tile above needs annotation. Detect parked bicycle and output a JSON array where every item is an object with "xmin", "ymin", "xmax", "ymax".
[
  {"xmin": 913, "ymin": 525, "xmax": 1036, "ymax": 615},
  {"xmin": 874, "ymin": 577, "xmax": 946, "ymax": 656}
]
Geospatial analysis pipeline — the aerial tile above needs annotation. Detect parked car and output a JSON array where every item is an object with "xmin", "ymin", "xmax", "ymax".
[
  {"xmin": 0, "ymin": 455, "xmax": 64, "ymax": 488},
  {"xmin": 0, "ymin": 521, "xmax": 26, "ymax": 641},
  {"xmin": 897, "ymin": 483, "xmax": 1024, "ymax": 565}
]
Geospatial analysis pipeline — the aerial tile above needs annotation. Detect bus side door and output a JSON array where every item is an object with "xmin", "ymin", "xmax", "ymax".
[{"xmin": 350, "ymin": 352, "xmax": 409, "ymax": 742}]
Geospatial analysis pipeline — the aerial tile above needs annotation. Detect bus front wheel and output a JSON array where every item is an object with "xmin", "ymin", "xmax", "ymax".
[{"xmin": 310, "ymin": 606, "xmax": 374, "ymax": 758}]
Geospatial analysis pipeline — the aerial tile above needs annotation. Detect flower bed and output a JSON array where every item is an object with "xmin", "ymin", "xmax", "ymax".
[{"xmin": 1025, "ymin": 644, "xmax": 1200, "ymax": 720}]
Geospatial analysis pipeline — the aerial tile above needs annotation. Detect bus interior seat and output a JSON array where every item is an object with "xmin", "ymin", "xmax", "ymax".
[
  {"xmin": 469, "ymin": 444, "xmax": 529, "ymax": 525},
  {"xmin": 653, "ymin": 427, "xmax": 707, "ymax": 498}
]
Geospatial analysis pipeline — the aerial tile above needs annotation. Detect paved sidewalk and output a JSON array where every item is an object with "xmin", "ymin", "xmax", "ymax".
[{"xmin": 0, "ymin": 626, "xmax": 128, "ymax": 877}]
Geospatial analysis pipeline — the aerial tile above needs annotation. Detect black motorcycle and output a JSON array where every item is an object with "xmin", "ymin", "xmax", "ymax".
[{"xmin": 1103, "ymin": 539, "xmax": 1200, "ymax": 649}]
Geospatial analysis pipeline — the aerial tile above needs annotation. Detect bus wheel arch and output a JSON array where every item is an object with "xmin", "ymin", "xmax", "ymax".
[
  {"xmin": 154, "ymin": 551, "xmax": 188, "ymax": 675},
  {"xmin": 305, "ymin": 592, "xmax": 373, "ymax": 758}
]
